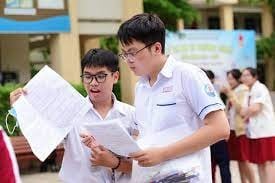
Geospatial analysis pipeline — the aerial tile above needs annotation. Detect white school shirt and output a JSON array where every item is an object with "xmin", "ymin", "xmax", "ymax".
[
  {"xmin": 59, "ymin": 95, "xmax": 136, "ymax": 183},
  {"xmin": 134, "ymin": 56, "xmax": 224, "ymax": 183},
  {"xmin": 246, "ymin": 81, "xmax": 275, "ymax": 139}
]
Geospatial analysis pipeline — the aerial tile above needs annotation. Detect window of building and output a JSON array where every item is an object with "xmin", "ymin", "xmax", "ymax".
[
  {"xmin": 208, "ymin": 17, "xmax": 220, "ymax": 29},
  {"xmin": 5, "ymin": 0, "xmax": 35, "ymax": 15},
  {"xmin": 6, "ymin": 0, "xmax": 33, "ymax": 9},
  {"xmin": 244, "ymin": 17, "xmax": 261, "ymax": 33},
  {"xmin": 234, "ymin": 13, "xmax": 262, "ymax": 34},
  {"xmin": 184, "ymin": 21, "xmax": 199, "ymax": 29},
  {"xmin": 37, "ymin": 0, "xmax": 64, "ymax": 9}
]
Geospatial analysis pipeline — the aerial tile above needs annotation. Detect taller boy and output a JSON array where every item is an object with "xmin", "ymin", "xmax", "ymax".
[{"xmin": 117, "ymin": 13, "xmax": 230, "ymax": 182}]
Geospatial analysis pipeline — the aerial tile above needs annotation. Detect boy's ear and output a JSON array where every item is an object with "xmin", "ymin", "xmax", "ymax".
[
  {"xmin": 153, "ymin": 42, "xmax": 162, "ymax": 55},
  {"xmin": 113, "ymin": 71, "xmax": 119, "ymax": 84}
]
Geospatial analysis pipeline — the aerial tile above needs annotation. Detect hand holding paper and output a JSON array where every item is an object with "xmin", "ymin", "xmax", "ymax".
[
  {"xmin": 82, "ymin": 118, "xmax": 141, "ymax": 157},
  {"xmin": 80, "ymin": 133, "xmax": 98, "ymax": 148},
  {"xmin": 129, "ymin": 146, "xmax": 167, "ymax": 167}
]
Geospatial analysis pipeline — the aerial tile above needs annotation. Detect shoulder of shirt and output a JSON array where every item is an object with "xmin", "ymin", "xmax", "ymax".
[
  {"xmin": 136, "ymin": 57, "xmax": 202, "ymax": 88},
  {"xmin": 115, "ymin": 100, "xmax": 135, "ymax": 114},
  {"xmin": 173, "ymin": 63, "xmax": 206, "ymax": 87},
  {"xmin": 169, "ymin": 57, "xmax": 201, "ymax": 73},
  {"xmin": 172, "ymin": 61, "xmax": 203, "ymax": 80},
  {"xmin": 252, "ymin": 81, "xmax": 268, "ymax": 93},
  {"xmin": 236, "ymin": 84, "xmax": 249, "ymax": 92}
]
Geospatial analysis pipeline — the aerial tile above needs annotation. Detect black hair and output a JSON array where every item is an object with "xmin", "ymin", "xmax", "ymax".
[
  {"xmin": 117, "ymin": 13, "xmax": 166, "ymax": 54},
  {"xmin": 244, "ymin": 67, "xmax": 258, "ymax": 78},
  {"xmin": 227, "ymin": 69, "xmax": 242, "ymax": 82},
  {"xmin": 81, "ymin": 48, "xmax": 119, "ymax": 73},
  {"xmin": 204, "ymin": 70, "xmax": 215, "ymax": 80}
]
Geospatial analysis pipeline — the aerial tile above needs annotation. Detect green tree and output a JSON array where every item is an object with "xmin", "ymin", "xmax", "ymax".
[
  {"xmin": 256, "ymin": 32, "xmax": 275, "ymax": 60},
  {"xmin": 143, "ymin": 0, "xmax": 200, "ymax": 31},
  {"xmin": 256, "ymin": 32, "xmax": 275, "ymax": 89},
  {"xmin": 0, "ymin": 83, "xmax": 22, "ymax": 136},
  {"xmin": 100, "ymin": 36, "xmax": 119, "ymax": 54}
]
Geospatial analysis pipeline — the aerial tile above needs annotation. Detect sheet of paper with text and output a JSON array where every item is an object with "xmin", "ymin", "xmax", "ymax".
[
  {"xmin": 83, "ymin": 117, "xmax": 141, "ymax": 157},
  {"xmin": 13, "ymin": 66, "xmax": 91, "ymax": 161}
]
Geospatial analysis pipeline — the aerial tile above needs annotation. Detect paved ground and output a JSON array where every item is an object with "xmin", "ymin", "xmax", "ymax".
[{"xmin": 21, "ymin": 161, "xmax": 260, "ymax": 183}]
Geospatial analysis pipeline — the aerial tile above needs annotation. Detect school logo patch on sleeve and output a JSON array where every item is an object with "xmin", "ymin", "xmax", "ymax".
[{"xmin": 204, "ymin": 84, "xmax": 216, "ymax": 97}]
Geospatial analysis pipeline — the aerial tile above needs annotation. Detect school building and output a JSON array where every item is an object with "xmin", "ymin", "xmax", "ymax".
[{"xmin": 0, "ymin": 0, "xmax": 274, "ymax": 104}]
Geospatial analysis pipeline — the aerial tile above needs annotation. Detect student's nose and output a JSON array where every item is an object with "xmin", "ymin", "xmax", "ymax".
[{"xmin": 90, "ymin": 77, "xmax": 99, "ymax": 86}]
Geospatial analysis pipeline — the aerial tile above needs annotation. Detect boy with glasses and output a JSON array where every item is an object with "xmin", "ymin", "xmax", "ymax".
[
  {"xmin": 117, "ymin": 13, "xmax": 230, "ymax": 182},
  {"xmin": 10, "ymin": 48, "xmax": 136, "ymax": 183}
]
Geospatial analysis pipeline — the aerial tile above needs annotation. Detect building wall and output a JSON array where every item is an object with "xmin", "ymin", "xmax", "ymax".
[
  {"xmin": 49, "ymin": 0, "xmax": 81, "ymax": 84},
  {"xmin": 78, "ymin": 0, "xmax": 123, "ymax": 35},
  {"xmin": 0, "ymin": 35, "xmax": 30, "ymax": 83}
]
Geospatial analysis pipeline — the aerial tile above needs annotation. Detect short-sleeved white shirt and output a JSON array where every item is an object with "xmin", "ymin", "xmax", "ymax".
[
  {"xmin": 59, "ymin": 95, "xmax": 136, "ymax": 183},
  {"xmin": 246, "ymin": 81, "xmax": 275, "ymax": 139},
  {"xmin": 134, "ymin": 56, "xmax": 224, "ymax": 183}
]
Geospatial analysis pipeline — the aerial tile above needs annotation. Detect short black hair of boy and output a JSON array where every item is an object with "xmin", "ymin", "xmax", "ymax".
[
  {"xmin": 117, "ymin": 13, "xmax": 166, "ymax": 54},
  {"xmin": 81, "ymin": 48, "xmax": 119, "ymax": 73}
]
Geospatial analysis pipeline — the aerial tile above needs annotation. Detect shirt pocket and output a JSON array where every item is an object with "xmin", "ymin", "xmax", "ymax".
[{"xmin": 153, "ymin": 94, "xmax": 180, "ymax": 131}]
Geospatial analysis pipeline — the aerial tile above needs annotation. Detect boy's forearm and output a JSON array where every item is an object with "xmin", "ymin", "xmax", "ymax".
[{"xmin": 162, "ymin": 110, "xmax": 230, "ymax": 161}]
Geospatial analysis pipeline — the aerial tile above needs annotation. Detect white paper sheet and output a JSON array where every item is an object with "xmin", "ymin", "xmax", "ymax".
[
  {"xmin": 83, "ymin": 118, "xmax": 141, "ymax": 157},
  {"xmin": 131, "ymin": 124, "xmax": 201, "ymax": 183},
  {"xmin": 83, "ymin": 119, "xmax": 201, "ymax": 181},
  {"xmin": 13, "ymin": 66, "xmax": 91, "ymax": 161}
]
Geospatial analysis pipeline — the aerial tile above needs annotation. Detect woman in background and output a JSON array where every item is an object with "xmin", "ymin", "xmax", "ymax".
[
  {"xmin": 241, "ymin": 67, "xmax": 275, "ymax": 183},
  {"xmin": 221, "ymin": 69, "xmax": 255, "ymax": 183}
]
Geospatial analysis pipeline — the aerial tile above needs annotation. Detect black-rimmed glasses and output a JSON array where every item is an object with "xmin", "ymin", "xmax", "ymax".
[
  {"xmin": 80, "ymin": 73, "xmax": 112, "ymax": 84},
  {"xmin": 118, "ymin": 42, "xmax": 155, "ymax": 62}
]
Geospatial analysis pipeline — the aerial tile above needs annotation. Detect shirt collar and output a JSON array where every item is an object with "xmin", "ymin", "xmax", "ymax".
[
  {"xmin": 251, "ymin": 80, "xmax": 260, "ymax": 90},
  {"xmin": 159, "ymin": 55, "xmax": 176, "ymax": 78},
  {"xmin": 139, "ymin": 55, "xmax": 176, "ymax": 85},
  {"xmin": 86, "ymin": 93, "xmax": 127, "ymax": 116}
]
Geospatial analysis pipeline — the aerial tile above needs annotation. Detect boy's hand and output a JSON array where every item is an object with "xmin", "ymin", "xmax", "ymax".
[
  {"xmin": 90, "ymin": 145, "xmax": 119, "ymax": 168},
  {"xmin": 129, "ymin": 147, "xmax": 166, "ymax": 167},
  {"xmin": 10, "ymin": 88, "xmax": 27, "ymax": 105},
  {"xmin": 80, "ymin": 133, "xmax": 98, "ymax": 148}
]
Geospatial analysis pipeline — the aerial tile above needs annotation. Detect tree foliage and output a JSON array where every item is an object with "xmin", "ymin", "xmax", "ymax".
[
  {"xmin": 256, "ymin": 32, "xmax": 275, "ymax": 60},
  {"xmin": 100, "ymin": 36, "xmax": 119, "ymax": 54},
  {"xmin": 143, "ymin": 0, "xmax": 200, "ymax": 31}
]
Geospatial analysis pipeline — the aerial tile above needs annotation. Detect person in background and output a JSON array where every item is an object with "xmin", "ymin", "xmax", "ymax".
[
  {"xmin": 0, "ymin": 126, "xmax": 21, "ymax": 183},
  {"xmin": 221, "ymin": 69, "xmax": 256, "ymax": 183},
  {"xmin": 241, "ymin": 67, "xmax": 275, "ymax": 183},
  {"xmin": 204, "ymin": 70, "xmax": 232, "ymax": 183}
]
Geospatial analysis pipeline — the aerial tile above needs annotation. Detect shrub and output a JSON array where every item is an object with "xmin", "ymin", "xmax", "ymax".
[{"xmin": 0, "ymin": 83, "xmax": 22, "ymax": 136}]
